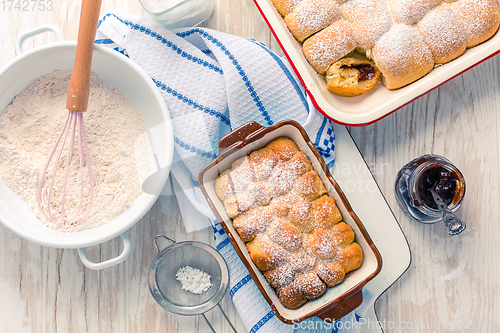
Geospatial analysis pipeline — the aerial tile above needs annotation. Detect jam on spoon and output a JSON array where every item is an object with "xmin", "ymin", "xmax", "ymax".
[
  {"xmin": 428, "ymin": 186, "xmax": 466, "ymax": 235},
  {"xmin": 417, "ymin": 166, "xmax": 460, "ymax": 209}
]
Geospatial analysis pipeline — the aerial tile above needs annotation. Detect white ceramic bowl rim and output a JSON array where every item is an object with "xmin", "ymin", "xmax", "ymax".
[{"xmin": 0, "ymin": 30, "xmax": 174, "ymax": 251}]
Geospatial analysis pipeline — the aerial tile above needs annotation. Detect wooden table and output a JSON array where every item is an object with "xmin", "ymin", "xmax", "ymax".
[{"xmin": 1, "ymin": 1, "xmax": 499, "ymax": 332}]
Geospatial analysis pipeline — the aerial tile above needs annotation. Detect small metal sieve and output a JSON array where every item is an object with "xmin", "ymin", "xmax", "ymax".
[{"xmin": 148, "ymin": 235, "xmax": 238, "ymax": 333}]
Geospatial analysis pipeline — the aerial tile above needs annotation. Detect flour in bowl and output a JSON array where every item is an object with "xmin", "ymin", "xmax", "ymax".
[{"xmin": 0, "ymin": 71, "xmax": 150, "ymax": 232}]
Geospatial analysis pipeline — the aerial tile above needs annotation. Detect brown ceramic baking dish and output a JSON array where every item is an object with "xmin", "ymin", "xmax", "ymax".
[{"xmin": 198, "ymin": 120, "xmax": 382, "ymax": 324}]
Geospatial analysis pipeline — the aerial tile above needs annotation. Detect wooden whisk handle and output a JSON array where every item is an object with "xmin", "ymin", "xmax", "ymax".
[{"xmin": 66, "ymin": 0, "xmax": 103, "ymax": 112}]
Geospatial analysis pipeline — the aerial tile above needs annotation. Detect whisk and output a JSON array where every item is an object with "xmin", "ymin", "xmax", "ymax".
[{"xmin": 36, "ymin": 0, "xmax": 102, "ymax": 225}]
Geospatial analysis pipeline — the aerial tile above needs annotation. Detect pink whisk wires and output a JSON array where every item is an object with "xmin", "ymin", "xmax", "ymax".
[{"xmin": 36, "ymin": 111, "xmax": 95, "ymax": 225}]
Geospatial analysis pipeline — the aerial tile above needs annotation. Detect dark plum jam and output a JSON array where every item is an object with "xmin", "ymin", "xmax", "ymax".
[
  {"xmin": 395, "ymin": 155, "xmax": 465, "ymax": 224},
  {"xmin": 417, "ymin": 166, "xmax": 460, "ymax": 209}
]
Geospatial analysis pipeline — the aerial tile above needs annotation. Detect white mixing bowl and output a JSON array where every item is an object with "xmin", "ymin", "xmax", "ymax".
[{"xmin": 0, "ymin": 25, "xmax": 174, "ymax": 269}]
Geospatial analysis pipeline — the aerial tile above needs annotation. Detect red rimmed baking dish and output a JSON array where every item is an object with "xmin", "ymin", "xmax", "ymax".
[
  {"xmin": 252, "ymin": 0, "xmax": 500, "ymax": 126},
  {"xmin": 198, "ymin": 120, "xmax": 382, "ymax": 324}
]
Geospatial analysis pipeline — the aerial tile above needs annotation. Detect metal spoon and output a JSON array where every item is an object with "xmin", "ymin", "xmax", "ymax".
[{"xmin": 428, "ymin": 188, "xmax": 466, "ymax": 235}]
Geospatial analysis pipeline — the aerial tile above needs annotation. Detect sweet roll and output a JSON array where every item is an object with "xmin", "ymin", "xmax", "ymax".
[
  {"xmin": 284, "ymin": 0, "xmax": 341, "ymax": 42},
  {"xmin": 215, "ymin": 137, "xmax": 363, "ymax": 309}
]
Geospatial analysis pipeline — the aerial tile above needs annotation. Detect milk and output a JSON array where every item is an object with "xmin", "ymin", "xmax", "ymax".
[{"xmin": 140, "ymin": 0, "xmax": 215, "ymax": 28}]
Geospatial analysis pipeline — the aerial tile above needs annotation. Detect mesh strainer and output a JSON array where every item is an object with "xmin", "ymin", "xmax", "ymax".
[{"xmin": 148, "ymin": 235, "xmax": 238, "ymax": 332}]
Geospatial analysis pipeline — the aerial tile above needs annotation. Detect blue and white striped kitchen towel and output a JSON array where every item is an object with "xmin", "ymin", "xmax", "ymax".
[
  {"xmin": 214, "ymin": 220, "xmax": 375, "ymax": 333},
  {"xmin": 96, "ymin": 12, "xmax": 336, "ymax": 232},
  {"xmin": 96, "ymin": 12, "xmax": 376, "ymax": 333}
]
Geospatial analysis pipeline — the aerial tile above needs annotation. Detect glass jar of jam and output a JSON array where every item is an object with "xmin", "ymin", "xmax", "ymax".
[{"xmin": 395, "ymin": 154, "xmax": 466, "ymax": 234}]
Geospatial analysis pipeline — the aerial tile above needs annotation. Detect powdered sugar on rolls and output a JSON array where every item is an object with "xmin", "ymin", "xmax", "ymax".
[
  {"xmin": 372, "ymin": 24, "xmax": 434, "ymax": 89},
  {"xmin": 340, "ymin": 0, "xmax": 393, "ymax": 53},
  {"xmin": 271, "ymin": 0, "xmax": 304, "ymax": 16},
  {"xmin": 302, "ymin": 20, "xmax": 357, "ymax": 74},
  {"xmin": 416, "ymin": 3, "xmax": 467, "ymax": 64},
  {"xmin": 272, "ymin": 0, "xmax": 500, "ymax": 92},
  {"xmin": 215, "ymin": 137, "xmax": 363, "ymax": 309},
  {"xmin": 452, "ymin": 0, "xmax": 500, "ymax": 47},
  {"xmin": 389, "ymin": 0, "xmax": 441, "ymax": 25},
  {"xmin": 285, "ymin": 0, "xmax": 341, "ymax": 42}
]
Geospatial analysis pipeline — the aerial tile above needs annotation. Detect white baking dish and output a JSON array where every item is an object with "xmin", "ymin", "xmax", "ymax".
[
  {"xmin": 0, "ymin": 25, "xmax": 174, "ymax": 269},
  {"xmin": 253, "ymin": 0, "xmax": 500, "ymax": 126}
]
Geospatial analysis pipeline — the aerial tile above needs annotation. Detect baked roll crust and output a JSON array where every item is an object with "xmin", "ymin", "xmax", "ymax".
[
  {"xmin": 268, "ymin": 219, "xmax": 303, "ymax": 251},
  {"xmin": 230, "ymin": 156, "xmax": 256, "ymax": 194},
  {"xmin": 284, "ymin": 0, "xmax": 341, "ymax": 42},
  {"xmin": 302, "ymin": 20, "xmax": 357, "ymax": 75},
  {"xmin": 340, "ymin": 0, "xmax": 393, "ymax": 51},
  {"xmin": 276, "ymin": 272, "xmax": 327, "ymax": 309},
  {"xmin": 269, "ymin": 192, "xmax": 299, "ymax": 217},
  {"xmin": 271, "ymin": 0, "xmax": 303, "ymax": 16},
  {"xmin": 389, "ymin": 0, "xmax": 442, "ymax": 25},
  {"xmin": 315, "ymin": 260, "xmax": 345, "ymax": 287},
  {"xmin": 330, "ymin": 221, "xmax": 355, "ymax": 246},
  {"xmin": 417, "ymin": 4, "xmax": 467, "ymax": 64},
  {"xmin": 288, "ymin": 199, "xmax": 315, "ymax": 232},
  {"xmin": 215, "ymin": 170, "xmax": 234, "ymax": 202},
  {"xmin": 452, "ymin": 0, "xmax": 500, "ymax": 48},
  {"xmin": 216, "ymin": 137, "xmax": 363, "ymax": 309},
  {"xmin": 304, "ymin": 228, "xmax": 339, "ymax": 260},
  {"xmin": 293, "ymin": 170, "xmax": 327, "ymax": 200},
  {"xmin": 336, "ymin": 242, "xmax": 364, "ymax": 273},
  {"xmin": 295, "ymin": 272, "xmax": 327, "ymax": 300},
  {"xmin": 289, "ymin": 251, "xmax": 317, "ymax": 273},
  {"xmin": 233, "ymin": 206, "xmax": 274, "ymax": 242},
  {"xmin": 268, "ymin": 151, "xmax": 312, "ymax": 196},
  {"xmin": 264, "ymin": 136, "xmax": 300, "ymax": 161},
  {"xmin": 372, "ymin": 24, "xmax": 434, "ymax": 89},
  {"xmin": 249, "ymin": 147, "xmax": 278, "ymax": 181},
  {"xmin": 247, "ymin": 234, "xmax": 288, "ymax": 272},
  {"xmin": 313, "ymin": 195, "xmax": 342, "ymax": 228},
  {"xmin": 277, "ymin": 281, "xmax": 307, "ymax": 309},
  {"xmin": 264, "ymin": 265, "xmax": 296, "ymax": 288}
]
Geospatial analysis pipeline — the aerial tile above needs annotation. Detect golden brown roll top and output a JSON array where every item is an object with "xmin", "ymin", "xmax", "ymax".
[
  {"xmin": 302, "ymin": 20, "xmax": 357, "ymax": 75},
  {"xmin": 388, "ymin": 0, "xmax": 442, "ymax": 26},
  {"xmin": 215, "ymin": 137, "xmax": 364, "ymax": 309},
  {"xmin": 247, "ymin": 234, "xmax": 289, "ymax": 271},
  {"xmin": 372, "ymin": 24, "xmax": 435, "ymax": 90},
  {"xmin": 271, "ymin": 0, "xmax": 304, "ymax": 16},
  {"xmin": 284, "ymin": 0, "xmax": 341, "ymax": 42},
  {"xmin": 340, "ymin": 0, "xmax": 393, "ymax": 52},
  {"xmin": 452, "ymin": 0, "xmax": 500, "ymax": 48},
  {"xmin": 315, "ymin": 261, "xmax": 346, "ymax": 287},
  {"xmin": 416, "ymin": 4, "xmax": 467, "ymax": 64}
]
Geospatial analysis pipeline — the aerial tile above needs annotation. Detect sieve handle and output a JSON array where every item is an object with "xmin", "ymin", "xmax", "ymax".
[
  {"xmin": 154, "ymin": 234, "xmax": 176, "ymax": 252},
  {"xmin": 77, "ymin": 231, "xmax": 132, "ymax": 270},
  {"xmin": 201, "ymin": 305, "xmax": 239, "ymax": 333},
  {"xmin": 201, "ymin": 314, "xmax": 216, "ymax": 333}
]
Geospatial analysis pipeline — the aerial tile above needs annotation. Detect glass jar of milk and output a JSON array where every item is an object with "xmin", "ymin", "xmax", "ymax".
[{"xmin": 139, "ymin": 0, "xmax": 215, "ymax": 29}]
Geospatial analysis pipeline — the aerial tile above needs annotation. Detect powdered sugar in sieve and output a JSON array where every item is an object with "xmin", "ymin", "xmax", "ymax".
[{"xmin": 148, "ymin": 235, "xmax": 237, "ymax": 333}]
